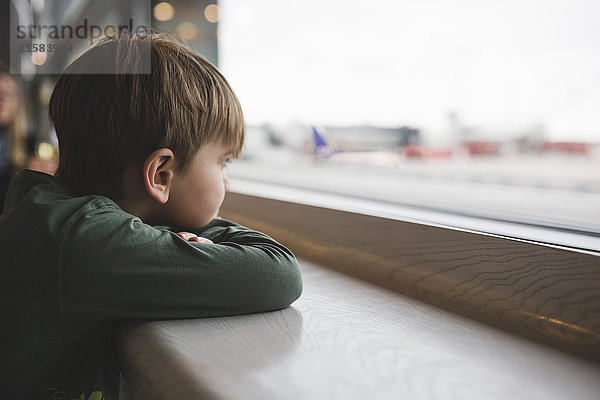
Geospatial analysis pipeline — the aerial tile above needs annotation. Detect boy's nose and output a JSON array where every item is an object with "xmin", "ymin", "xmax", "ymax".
[{"xmin": 223, "ymin": 173, "xmax": 230, "ymax": 192}]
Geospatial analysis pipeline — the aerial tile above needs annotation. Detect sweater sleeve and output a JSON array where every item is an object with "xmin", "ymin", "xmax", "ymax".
[{"xmin": 58, "ymin": 205, "xmax": 303, "ymax": 322}]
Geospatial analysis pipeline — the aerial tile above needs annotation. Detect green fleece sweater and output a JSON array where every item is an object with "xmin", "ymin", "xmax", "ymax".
[{"xmin": 0, "ymin": 169, "xmax": 302, "ymax": 399}]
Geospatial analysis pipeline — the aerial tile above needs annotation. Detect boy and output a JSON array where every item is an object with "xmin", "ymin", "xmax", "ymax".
[{"xmin": 0, "ymin": 34, "xmax": 302, "ymax": 399}]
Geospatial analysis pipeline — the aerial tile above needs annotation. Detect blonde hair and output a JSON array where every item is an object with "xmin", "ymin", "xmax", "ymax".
[{"xmin": 49, "ymin": 33, "xmax": 245, "ymax": 199}]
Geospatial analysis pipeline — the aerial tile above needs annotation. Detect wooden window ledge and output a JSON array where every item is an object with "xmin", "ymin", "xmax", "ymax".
[{"xmin": 117, "ymin": 261, "xmax": 600, "ymax": 400}]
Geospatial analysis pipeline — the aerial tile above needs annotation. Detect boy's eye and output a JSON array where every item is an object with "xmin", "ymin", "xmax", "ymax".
[{"xmin": 222, "ymin": 158, "xmax": 232, "ymax": 167}]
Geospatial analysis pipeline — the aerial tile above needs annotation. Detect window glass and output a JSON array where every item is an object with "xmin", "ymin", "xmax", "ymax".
[{"xmin": 218, "ymin": 0, "xmax": 600, "ymax": 236}]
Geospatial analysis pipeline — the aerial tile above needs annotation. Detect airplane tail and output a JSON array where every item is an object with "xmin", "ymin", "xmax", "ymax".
[{"xmin": 312, "ymin": 126, "xmax": 334, "ymax": 156}]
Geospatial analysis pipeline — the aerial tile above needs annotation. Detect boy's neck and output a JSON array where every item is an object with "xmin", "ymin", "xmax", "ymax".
[
  {"xmin": 116, "ymin": 197, "xmax": 146, "ymax": 219},
  {"xmin": 117, "ymin": 165, "xmax": 154, "ymax": 223}
]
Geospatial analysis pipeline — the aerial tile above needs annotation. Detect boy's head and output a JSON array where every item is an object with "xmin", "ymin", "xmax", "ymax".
[{"xmin": 49, "ymin": 33, "xmax": 245, "ymax": 228}]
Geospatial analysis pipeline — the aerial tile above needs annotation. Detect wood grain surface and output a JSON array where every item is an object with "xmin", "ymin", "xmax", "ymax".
[
  {"xmin": 117, "ymin": 261, "xmax": 600, "ymax": 400},
  {"xmin": 219, "ymin": 193, "xmax": 600, "ymax": 359}
]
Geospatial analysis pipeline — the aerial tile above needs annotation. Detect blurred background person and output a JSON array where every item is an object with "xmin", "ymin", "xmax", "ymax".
[{"xmin": 0, "ymin": 65, "xmax": 27, "ymax": 211}]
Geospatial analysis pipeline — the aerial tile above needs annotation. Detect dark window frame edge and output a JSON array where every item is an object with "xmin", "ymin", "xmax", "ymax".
[{"xmin": 229, "ymin": 179, "xmax": 600, "ymax": 256}]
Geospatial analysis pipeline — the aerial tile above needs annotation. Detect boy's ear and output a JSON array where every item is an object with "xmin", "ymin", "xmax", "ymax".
[{"xmin": 143, "ymin": 148, "xmax": 175, "ymax": 204}]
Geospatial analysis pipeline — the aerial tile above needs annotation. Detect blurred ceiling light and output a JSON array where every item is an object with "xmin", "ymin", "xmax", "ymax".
[
  {"xmin": 204, "ymin": 4, "xmax": 219, "ymax": 23},
  {"xmin": 176, "ymin": 22, "xmax": 198, "ymax": 41},
  {"xmin": 37, "ymin": 142, "xmax": 55, "ymax": 160},
  {"xmin": 233, "ymin": 5, "xmax": 254, "ymax": 25},
  {"xmin": 31, "ymin": 51, "xmax": 47, "ymax": 66},
  {"xmin": 154, "ymin": 2, "xmax": 174, "ymax": 21}
]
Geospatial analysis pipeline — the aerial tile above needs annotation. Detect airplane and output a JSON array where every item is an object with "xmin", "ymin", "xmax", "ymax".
[
  {"xmin": 309, "ymin": 126, "xmax": 407, "ymax": 168},
  {"xmin": 310, "ymin": 126, "xmax": 453, "ymax": 166}
]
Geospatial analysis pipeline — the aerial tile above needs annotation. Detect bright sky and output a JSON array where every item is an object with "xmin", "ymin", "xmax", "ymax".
[{"xmin": 219, "ymin": 0, "xmax": 600, "ymax": 142}]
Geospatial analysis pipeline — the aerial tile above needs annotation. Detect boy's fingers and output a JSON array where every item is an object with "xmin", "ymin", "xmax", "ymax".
[
  {"xmin": 177, "ymin": 232, "xmax": 199, "ymax": 242},
  {"xmin": 176, "ymin": 232, "xmax": 194, "ymax": 241},
  {"xmin": 176, "ymin": 232, "xmax": 213, "ymax": 244}
]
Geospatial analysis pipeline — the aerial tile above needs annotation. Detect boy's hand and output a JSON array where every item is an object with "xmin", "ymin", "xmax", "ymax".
[{"xmin": 176, "ymin": 232, "xmax": 214, "ymax": 244}]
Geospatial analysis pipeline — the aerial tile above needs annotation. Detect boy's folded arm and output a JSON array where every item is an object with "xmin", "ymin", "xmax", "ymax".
[
  {"xmin": 194, "ymin": 217, "xmax": 296, "ymax": 255},
  {"xmin": 59, "ymin": 212, "xmax": 302, "ymax": 322}
]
